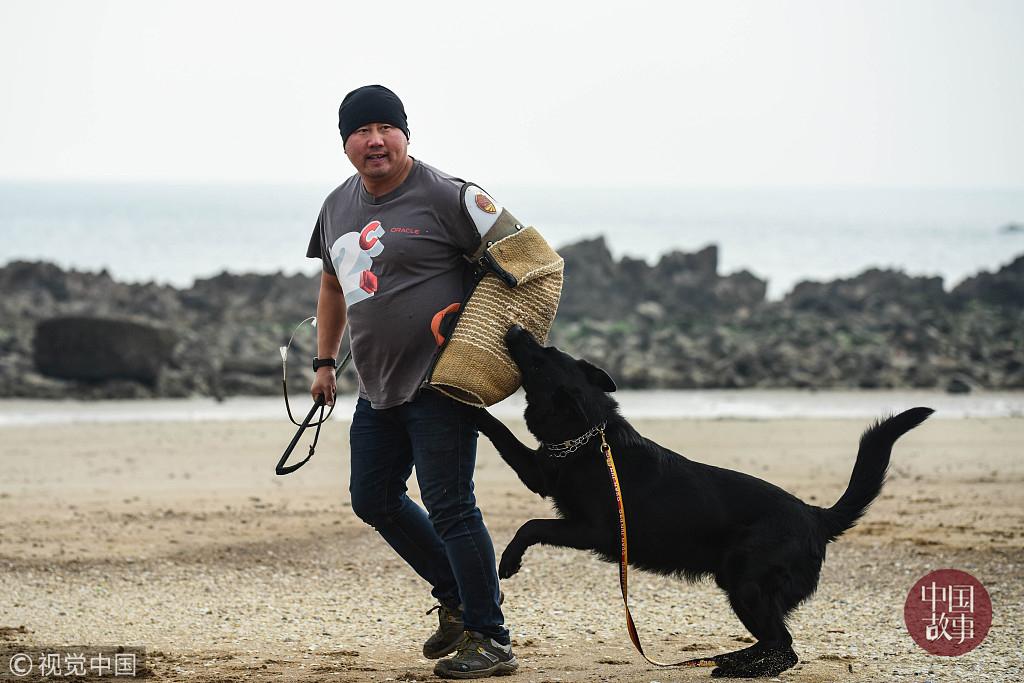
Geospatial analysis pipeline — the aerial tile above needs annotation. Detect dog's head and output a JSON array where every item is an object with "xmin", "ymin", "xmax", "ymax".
[{"xmin": 505, "ymin": 325, "xmax": 618, "ymax": 444}]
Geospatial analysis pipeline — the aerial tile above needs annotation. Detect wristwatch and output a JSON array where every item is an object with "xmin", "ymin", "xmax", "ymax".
[{"xmin": 312, "ymin": 356, "xmax": 338, "ymax": 372}]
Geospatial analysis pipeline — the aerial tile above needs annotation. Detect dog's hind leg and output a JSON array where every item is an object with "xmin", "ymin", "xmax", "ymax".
[
  {"xmin": 499, "ymin": 518, "xmax": 602, "ymax": 579},
  {"xmin": 711, "ymin": 582, "xmax": 798, "ymax": 678}
]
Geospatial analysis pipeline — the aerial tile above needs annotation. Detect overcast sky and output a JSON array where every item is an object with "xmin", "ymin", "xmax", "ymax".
[{"xmin": 1, "ymin": 0, "xmax": 1021, "ymax": 188}]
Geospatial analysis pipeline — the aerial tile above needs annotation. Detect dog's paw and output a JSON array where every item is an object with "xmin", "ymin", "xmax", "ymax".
[
  {"xmin": 711, "ymin": 647, "xmax": 797, "ymax": 678},
  {"xmin": 498, "ymin": 552, "xmax": 522, "ymax": 579}
]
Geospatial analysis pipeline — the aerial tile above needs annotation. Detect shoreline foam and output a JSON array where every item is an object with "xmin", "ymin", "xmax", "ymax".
[{"xmin": 1, "ymin": 388, "xmax": 1022, "ymax": 426}]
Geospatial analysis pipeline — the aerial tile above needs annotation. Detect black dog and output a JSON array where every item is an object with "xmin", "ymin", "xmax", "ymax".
[{"xmin": 473, "ymin": 325, "xmax": 933, "ymax": 678}]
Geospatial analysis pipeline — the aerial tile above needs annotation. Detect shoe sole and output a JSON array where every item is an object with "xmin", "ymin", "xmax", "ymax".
[
  {"xmin": 433, "ymin": 659, "xmax": 519, "ymax": 679},
  {"xmin": 423, "ymin": 637, "xmax": 464, "ymax": 660}
]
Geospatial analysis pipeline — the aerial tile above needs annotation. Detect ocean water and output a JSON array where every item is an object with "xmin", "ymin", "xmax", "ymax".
[{"xmin": 0, "ymin": 182, "xmax": 1022, "ymax": 299}]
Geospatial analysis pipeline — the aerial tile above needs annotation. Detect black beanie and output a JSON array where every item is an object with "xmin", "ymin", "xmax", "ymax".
[{"xmin": 338, "ymin": 85, "xmax": 410, "ymax": 144}]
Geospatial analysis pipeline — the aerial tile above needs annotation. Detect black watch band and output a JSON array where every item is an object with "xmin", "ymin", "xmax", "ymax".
[{"xmin": 312, "ymin": 356, "xmax": 338, "ymax": 372}]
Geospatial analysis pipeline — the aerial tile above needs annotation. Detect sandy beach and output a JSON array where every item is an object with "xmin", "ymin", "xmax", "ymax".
[{"xmin": 1, "ymin": 413, "xmax": 1021, "ymax": 682}]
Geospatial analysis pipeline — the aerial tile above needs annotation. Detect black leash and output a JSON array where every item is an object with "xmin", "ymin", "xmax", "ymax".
[
  {"xmin": 275, "ymin": 395, "xmax": 326, "ymax": 475},
  {"xmin": 276, "ymin": 316, "xmax": 351, "ymax": 476}
]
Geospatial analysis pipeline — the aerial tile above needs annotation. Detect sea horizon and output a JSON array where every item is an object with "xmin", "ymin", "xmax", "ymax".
[{"xmin": 1, "ymin": 180, "xmax": 1022, "ymax": 299}]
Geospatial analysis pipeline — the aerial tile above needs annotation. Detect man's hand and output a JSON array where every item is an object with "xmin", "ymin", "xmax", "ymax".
[
  {"xmin": 309, "ymin": 270, "xmax": 346, "ymax": 407},
  {"xmin": 310, "ymin": 367, "xmax": 338, "ymax": 406}
]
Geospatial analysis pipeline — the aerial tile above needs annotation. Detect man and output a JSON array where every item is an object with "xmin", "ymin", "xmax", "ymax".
[{"xmin": 306, "ymin": 84, "xmax": 517, "ymax": 679}]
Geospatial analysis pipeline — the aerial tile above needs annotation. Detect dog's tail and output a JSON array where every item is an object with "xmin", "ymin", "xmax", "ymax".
[{"xmin": 820, "ymin": 407, "xmax": 934, "ymax": 542}]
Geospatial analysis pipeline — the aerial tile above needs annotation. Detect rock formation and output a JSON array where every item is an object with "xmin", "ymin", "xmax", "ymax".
[{"xmin": 0, "ymin": 243, "xmax": 1021, "ymax": 398}]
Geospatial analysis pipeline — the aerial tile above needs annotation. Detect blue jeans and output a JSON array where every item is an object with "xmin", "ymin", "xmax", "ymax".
[{"xmin": 349, "ymin": 388, "xmax": 508, "ymax": 643}]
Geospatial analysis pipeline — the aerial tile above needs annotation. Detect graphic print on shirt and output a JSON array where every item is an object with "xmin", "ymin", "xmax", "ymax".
[{"xmin": 329, "ymin": 220, "xmax": 385, "ymax": 306}]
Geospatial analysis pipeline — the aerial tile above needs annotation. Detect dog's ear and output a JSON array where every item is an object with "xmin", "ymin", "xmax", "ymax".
[{"xmin": 577, "ymin": 359, "xmax": 617, "ymax": 393}]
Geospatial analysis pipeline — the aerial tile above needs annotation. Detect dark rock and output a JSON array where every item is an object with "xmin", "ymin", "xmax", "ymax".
[
  {"xmin": 33, "ymin": 316, "xmax": 176, "ymax": 386},
  {"xmin": 0, "ymin": 260, "xmax": 73, "ymax": 302},
  {"xmin": 556, "ymin": 237, "xmax": 624, "ymax": 320},
  {"xmin": 785, "ymin": 269, "xmax": 948, "ymax": 315},
  {"xmin": 558, "ymin": 240, "xmax": 768, "ymax": 321},
  {"xmin": 951, "ymin": 255, "xmax": 1024, "ymax": 309},
  {"xmin": 3, "ymin": 248, "xmax": 1024, "ymax": 397},
  {"xmin": 219, "ymin": 372, "xmax": 275, "ymax": 396},
  {"xmin": 221, "ymin": 357, "xmax": 280, "ymax": 377},
  {"xmin": 945, "ymin": 376, "xmax": 974, "ymax": 394},
  {"xmin": 713, "ymin": 270, "xmax": 768, "ymax": 310},
  {"xmin": 635, "ymin": 301, "xmax": 665, "ymax": 323},
  {"xmin": 653, "ymin": 245, "xmax": 718, "ymax": 287}
]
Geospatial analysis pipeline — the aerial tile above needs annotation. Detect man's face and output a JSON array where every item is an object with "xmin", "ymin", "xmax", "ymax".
[{"xmin": 344, "ymin": 122, "xmax": 409, "ymax": 182}]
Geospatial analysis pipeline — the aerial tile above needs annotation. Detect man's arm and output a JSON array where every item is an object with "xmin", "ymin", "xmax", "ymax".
[{"xmin": 310, "ymin": 270, "xmax": 347, "ymax": 406}]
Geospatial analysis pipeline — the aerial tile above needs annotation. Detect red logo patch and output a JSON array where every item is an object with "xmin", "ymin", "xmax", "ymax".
[{"xmin": 474, "ymin": 193, "xmax": 497, "ymax": 214}]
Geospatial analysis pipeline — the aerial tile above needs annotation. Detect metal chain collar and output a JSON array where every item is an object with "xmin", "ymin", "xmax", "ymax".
[{"xmin": 543, "ymin": 422, "xmax": 607, "ymax": 458}]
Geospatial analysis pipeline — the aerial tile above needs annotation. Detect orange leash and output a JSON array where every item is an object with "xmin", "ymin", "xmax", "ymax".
[{"xmin": 599, "ymin": 429, "xmax": 717, "ymax": 668}]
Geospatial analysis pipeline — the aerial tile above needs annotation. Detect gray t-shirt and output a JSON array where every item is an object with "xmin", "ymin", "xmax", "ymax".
[{"xmin": 306, "ymin": 159, "xmax": 502, "ymax": 409}]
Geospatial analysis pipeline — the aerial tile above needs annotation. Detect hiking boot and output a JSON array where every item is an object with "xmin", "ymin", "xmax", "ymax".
[
  {"xmin": 423, "ymin": 591, "xmax": 505, "ymax": 660},
  {"xmin": 423, "ymin": 602, "xmax": 464, "ymax": 659},
  {"xmin": 433, "ymin": 631, "xmax": 518, "ymax": 679}
]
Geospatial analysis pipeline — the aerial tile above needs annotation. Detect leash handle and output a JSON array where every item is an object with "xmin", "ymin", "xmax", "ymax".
[
  {"xmin": 276, "ymin": 396, "xmax": 325, "ymax": 475},
  {"xmin": 600, "ymin": 430, "xmax": 716, "ymax": 668}
]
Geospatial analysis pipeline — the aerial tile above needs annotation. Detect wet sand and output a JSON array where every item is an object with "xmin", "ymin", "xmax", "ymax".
[{"xmin": 1, "ymin": 415, "xmax": 1021, "ymax": 682}]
